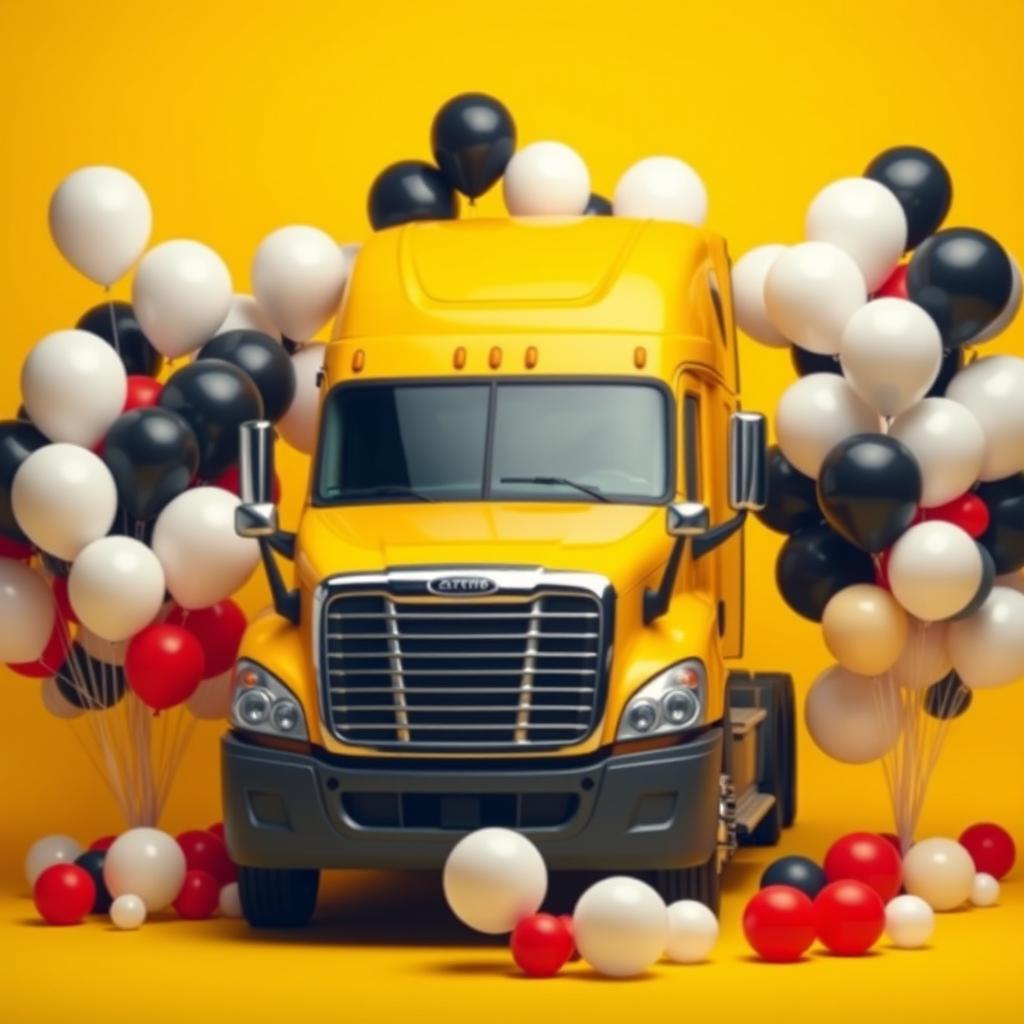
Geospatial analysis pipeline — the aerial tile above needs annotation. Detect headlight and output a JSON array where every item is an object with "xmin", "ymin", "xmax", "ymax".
[
  {"xmin": 231, "ymin": 659, "xmax": 309, "ymax": 740},
  {"xmin": 616, "ymin": 659, "xmax": 707, "ymax": 741}
]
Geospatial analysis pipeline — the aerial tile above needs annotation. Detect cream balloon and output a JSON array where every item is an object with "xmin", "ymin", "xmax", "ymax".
[
  {"xmin": 890, "ymin": 620, "xmax": 952, "ymax": 692},
  {"xmin": 218, "ymin": 882, "xmax": 242, "ymax": 918},
  {"xmin": 504, "ymin": 142, "xmax": 591, "ymax": 217},
  {"xmin": 839, "ymin": 299, "xmax": 943, "ymax": 417},
  {"xmin": 77, "ymin": 627, "xmax": 129, "ymax": 667},
  {"xmin": 612, "ymin": 156, "xmax": 708, "ymax": 225},
  {"xmin": 970, "ymin": 873, "xmax": 1000, "ymax": 907},
  {"xmin": 731, "ymin": 245, "xmax": 789, "ymax": 347},
  {"xmin": 948, "ymin": 586, "xmax": 1024, "ymax": 689},
  {"xmin": 822, "ymin": 584, "xmax": 908, "ymax": 677},
  {"xmin": 109, "ymin": 893, "xmax": 147, "ymax": 930},
  {"xmin": 888, "ymin": 522, "xmax": 984, "ymax": 622},
  {"xmin": 277, "ymin": 344, "xmax": 325, "ymax": 453},
  {"xmin": 884, "ymin": 894, "xmax": 935, "ymax": 948},
  {"xmin": 573, "ymin": 876, "xmax": 668, "ymax": 977},
  {"xmin": 0, "ymin": 559, "xmax": 55, "ymax": 664},
  {"xmin": 40, "ymin": 676, "xmax": 85, "ymax": 720},
  {"xmin": 902, "ymin": 838, "xmax": 974, "ymax": 911},
  {"xmin": 970, "ymin": 255, "xmax": 1020, "ymax": 344},
  {"xmin": 775, "ymin": 373, "xmax": 878, "ymax": 478},
  {"xmin": 103, "ymin": 828, "xmax": 186, "ymax": 912},
  {"xmin": 889, "ymin": 398, "xmax": 986, "ymax": 508},
  {"xmin": 186, "ymin": 670, "xmax": 234, "ymax": 720},
  {"xmin": 25, "ymin": 834, "xmax": 83, "ymax": 886},
  {"xmin": 665, "ymin": 899, "xmax": 719, "ymax": 963},
  {"xmin": 764, "ymin": 242, "xmax": 867, "ymax": 355},
  {"xmin": 217, "ymin": 293, "xmax": 281, "ymax": 342},
  {"xmin": 804, "ymin": 665, "xmax": 901, "ymax": 764}
]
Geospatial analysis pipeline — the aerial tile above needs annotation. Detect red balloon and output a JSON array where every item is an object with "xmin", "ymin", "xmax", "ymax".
[
  {"xmin": 741, "ymin": 885, "xmax": 816, "ymax": 962},
  {"xmin": 874, "ymin": 549, "xmax": 892, "ymax": 591},
  {"xmin": 173, "ymin": 869, "xmax": 220, "ymax": 920},
  {"xmin": 875, "ymin": 263, "xmax": 909, "ymax": 300},
  {"xmin": 211, "ymin": 463, "xmax": 282, "ymax": 504},
  {"xmin": 0, "ymin": 536, "xmax": 33, "ymax": 561},
  {"xmin": 814, "ymin": 880, "xmax": 885, "ymax": 956},
  {"xmin": 177, "ymin": 829, "xmax": 236, "ymax": 886},
  {"xmin": 89, "ymin": 835, "xmax": 116, "ymax": 851},
  {"xmin": 207, "ymin": 822, "xmax": 225, "ymax": 841},
  {"xmin": 51, "ymin": 575, "xmax": 77, "ymax": 625},
  {"xmin": 125, "ymin": 624, "xmax": 206, "ymax": 711},
  {"xmin": 34, "ymin": 864, "xmax": 95, "ymax": 925},
  {"xmin": 8, "ymin": 621, "xmax": 66, "ymax": 678},
  {"xmin": 165, "ymin": 601, "xmax": 247, "ymax": 678},
  {"xmin": 124, "ymin": 375, "xmax": 164, "ymax": 412},
  {"xmin": 878, "ymin": 832, "xmax": 902, "ymax": 854},
  {"xmin": 824, "ymin": 832, "xmax": 903, "ymax": 902},
  {"xmin": 919, "ymin": 495, "xmax": 991, "ymax": 539},
  {"xmin": 559, "ymin": 913, "xmax": 580, "ymax": 960},
  {"xmin": 510, "ymin": 913, "xmax": 575, "ymax": 977},
  {"xmin": 959, "ymin": 823, "xmax": 1016, "ymax": 880}
]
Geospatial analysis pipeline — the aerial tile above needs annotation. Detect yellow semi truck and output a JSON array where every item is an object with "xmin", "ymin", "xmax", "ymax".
[{"xmin": 223, "ymin": 216, "xmax": 795, "ymax": 927}]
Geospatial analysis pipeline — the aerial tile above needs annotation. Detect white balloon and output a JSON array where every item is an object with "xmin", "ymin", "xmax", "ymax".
[
  {"xmin": 0, "ymin": 559, "xmax": 55, "ymax": 663},
  {"xmin": 996, "ymin": 571, "xmax": 1024, "ymax": 595},
  {"xmin": 731, "ymin": 245, "xmax": 790, "ymax": 347},
  {"xmin": 41, "ymin": 676, "xmax": 85, "ymax": 719},
  {"xmin": 890, "ymin": 620, "xmax": 952, "ymax": 692},
  {"xmin": 970, "ymin": 872, "xmax": 1000, "ymax": 907},
  {"xmin": 946, "ymin": 355, "xmax": 1024, "ymax": 481},
  {"xmin": 442, "ymin": 827, "xmax": 546, "ymax": 934},
  {"xmin": 152, "ymin": 487, "xmax": 259, "ymax": 610},
  {"xmin": 277, "ymin": 344, "xmax": 325, "ymax": 453},
  {"xmin": 218, "ymin": 882, "xmax": 242, "ymax": 918},
  {"xmin": 104, "ymin": 828, "xmax": 186, "ymax": 911},
  {"xmin": 77, "ymin": 627, "xmax": 129, "ymax": 667},
  {"xmin": 573, "ymin": 876, "xmax": 668, "ymax": 977},
  {"xmin": 775, "ymin": 373, "xmax": 878, "ymax": 478},
  {"xmin": 948, "ymin": 586, "xmax": 1024, "ymax": 689},
  {"xmin": 12, "ymin": 444, "xmax": 118, "ymax": 561},
  {"xmin": 132, "ymin": 240, "xmax": 232, "ymax": 359},
  {"xmin": 902, "ymin": 838, "xmax": 974, "ymax": 911},
  {"xmin": 764, "ymin": 242, "xmax": 867, "ymax": 355},
  {"xmin": 971, "ymin": 255, "xmax": 1020, "ymax": 344},
  {"xmin": 503, "ymin": 142, "xmax": 590, "ymax": 217},
  {"xmin": 888, "ymin": 522, "xmax": 983, "ymax": 622},
  {"xmin": 109, "ymin": 893, "xmax": 147, "ymax": 930},
  {"xmin": 665, "ymin": 899, "xmax": 719, "ymax": 963},
  {"xmin": 804, "ymin": 665, "xmax": 901, "ymax": 764},
  {"xmin": 839, "ymin": 299, "xmax": 942, "ymax": 417},
  {"xmin": 186, "ymin": 670, "xmax": 234, "ymax": 720},
  {"xmin": 217, "ymin": 293, "xmax": 281, "ymax": 341},
  {"xmin": 806, "ymin": 177, "xmax": 907, "ymax": 291},
  {"xmin": 48, "ymin": 166, "xmax": 151, "ymax": 286},
  {"xmin": 889, "ymin": 398, "xmax": 986, "ymax": 508},
  {"xmin": 21, "ymin": 330, "xmax": 127, "ymax": 447},
  {"xmin": 884, "ymin": 894, "xmax": 935, "ymax": 948},
  {"xmin": 69, "ymin": 537, "xmax": 166, "ymax": 642},
  {"xmin": 251, "ymin": 226, "xmax": 348, "ymax": 343},
  {"xmin": 25, "ymin": 834, "xmax": 83, "ymax": 886},
  {"xmin": 612, "ymin": 156, "xmax": 708, "ymax": 225}
]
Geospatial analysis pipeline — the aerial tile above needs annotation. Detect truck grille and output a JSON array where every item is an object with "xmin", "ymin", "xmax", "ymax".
[{"xmin": 319, "ymin": 586, "xmax": 607, "ymax": 750}]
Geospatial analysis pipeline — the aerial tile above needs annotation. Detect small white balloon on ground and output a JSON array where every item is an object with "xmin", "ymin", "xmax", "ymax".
[
  {"xmin": 218, "ymin": 882, "xmax": 242, "ymax": 917},
  {"xmin": 902, "ymin": 838, "xmax": 975, "ymax": 911},
  {"xmin": 665, "ymin": 899, "xmax": 719, "ymax": 963},
  {"xmin": 884, "ymin": 894, "xmax": 935, "ymax": 948},
  {"xmin": 109, "ymin": 893, "xmax": 147, "ymax": 930},
  {"xmin": 612, "ymin": 156, "xmax": 708, "ymax": 225},
  {"xmin": 970, "ymin": 873, "xmax": 999, "ymax": 907},
  {"xmin": 25, "ymin": 835, "xmax": 83, "ymax": 887}
]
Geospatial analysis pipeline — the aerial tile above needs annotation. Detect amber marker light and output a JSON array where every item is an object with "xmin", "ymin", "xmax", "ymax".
[{"xmin": 489, "ymin": 346, "xmax": 503, "ymax": 369}]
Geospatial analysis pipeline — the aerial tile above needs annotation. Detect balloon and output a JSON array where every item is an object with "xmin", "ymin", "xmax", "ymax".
[
  {"xmin": 572, "ymin": 876, "xmax": 667, "ymax": 977},
  {"xmin": 123, "ymin": 376, "xmax": 164, "ymax": 412},
  {"xmin": 664, "ymin": 900, "xmax": 719, "ymax": 964},
  {"xmin": 25, "ymin": 834, "xmax": 83, "ymax": 886},
  {"xmin": 958, "ymin": 823, "xmax": 1015, "ymax": 880},
  {"xmin": 151, "ymin": 487, "xmax": 260, "ymax": 609},
  {"xmin": 804, "ymin": 665, "xmax": 901, "ymax": 763},
  {"xmin": 251, "ymin": 226, "xmax": 349, "ymax": 343},
  {"xmin": 582, "ymin": 193, "xmax": 612, "ymax": 216},
  {"xmin": 902, "ymin": 837, "xmax": 975, "ymax": 911},
  {"xmin": 210, "ymin": 463, "xmax": 281, "ymax": 504},
  {"xmin": 806, "ymin": 178, "xmax": 907, "ymax": 291},
  {"xmin": 813, "ymin": 880, "xmax": 885, "ymax": 956},
  {"xmin": 839, "ymin": 299, "xmax": 943, "ymax": 417},
  {"xmin": 109, "ymin": 893, "xmax": 147, "ymax": 930},
  {"xmin": 0, "ymin": 536, "xmax": 33, "ymax": 560},
  {"xmin": 9, "ymin": 620, "xmax": 66, "ymax": 678},
  {"xmin": 975, "ymin": 475, "xmax": 1024, "ymax": 574},
  {"xmin": 790, "ymin": 345, "xmax": 841, "ymax": 377},
  {"xmin": 948, "ymin": 586, "xmax": 1024, "ymax": 689},
  {"xmin": 755, "ymin": 446, "xmax": 822, "ymax": 535},
  {"xmin": 970, "ymin": 873, "xmax": 1000, "ymax": 907},
  {"xmin": 731, "ymin": 244, "xmax": 789, "ymax": 347},
  {"xmin": 125, "ymin": 624, "xmax": 205, "ymax": 711},
  {"xmin": 864, "ymin": 146, "xmax": 952, "ymax": 250},
  {"xmin": 74, "ymin": 850, "xmax": 112, "ymax": 913},
  {"xmin": 76, "ymin": 302, "xmax": 163, "ymax": 378},
  {"xmin": 888, "ymin": 522, "xmax": 984, "ymax": 621},
  {"xmin": 612, "ymin": 155, "xmax": 708, "ymax": 225},
  {"xmin": 48, "ymin": 166, "xmax": 151, "ymax": 286},
  {"xmin": 884, "ymin": 894, "xmax": 934, "ymax": 948},
  {"xmin": 503, "ymin": 141, "xmax": 590, "ymax": 217},
  {"xmin": 21, "ymin": 330, "xmax": 128, "ymax": 448},
  {"xmin": 367, "ymin": 161, "xmax": 459, "ymax": 231},
  {"xmin": 56, "ymin": 646, "xmax": 127, "ymax": 710},
  {"xmin": 277, "ymin": 344, "xmax": 325, "ymax": 453},
  {"xmin": 431, "ymin": 92, "xmax": 516, "ymax": 200},
  {"xmin": 132, "ymin": 240, "xmax": 233, "ymax": 359},
  {"xmin": 206, "ymin": 822, "xmax": 225, "ymax": 842},
  {"xmin": 741, "ymin": 886, "xmax": 816, "ymax": 962},
  {"xmin": 759, "ymin": 856, "xmax": 827, "ymax": 900},
  {"xmin": 775, "ymin": 374, "xmax": 878, "ymax": 479},
  {"xmin": 822, "ymin": 584, "xmax": 908, "ymax": 676},
  {"xmin": 219, "ymin": 882, "xmax": 243, "ymax": 918},
  {"xmin": 77, "ymin": 626, "xmax": 129, "ymax": 667},
  {"xmin": 922, "ymin": 493, "xmax": 989, "ymax": 539},
  {"xmin": 0, "ymin": 559, "xmax": 55, "ymax": 663},
  {"xmin": 33, "ymin": 863, "xmax": 95, "ymax": 925},
  {"xmin": 510, "ymin": 913, "xmax": 574, "ymax": 977},
  {"xmin": 823, "ymin": 833, "xmax": 903, "ymax": 902},
  {"xmin": 103, "ymin": 827, "xmax": 186, "ymax": 912},
  {"xmin": 946, "ymin": 355, "xmax": 1024, "ymax": 481},
  {"xmin": 776, "ymin": 524, "xmax": 875, "ymax": 621},
  {"xmin": 874, "ymin": 263, "xmax": 908, "ymax": 300},
  {"xmin": 218, "ymin": 294, "xmax": 281, "ymax": 342},
  {"xmin": 817, "ymin": 434, "xmax": 922, "ymax": 553},
  {"xmin": 970, "ymin": 254, "xmax": 1020, "ymax": 343},
  {"xmin": 198, "ymin": 331, "xmax": 296, "ymax": 422},
  {"xmin": 764, "ymin": 242, "xmax": 867, "ymax": 356},
  {"xmin": 924, "ymin": 671, "xmax": 972, "ymax": 719},
  {"xmin": 185, "ymin": 670, "xmax": 233, "ymax": 720},
  {"xmin": 165, "ymin": 600, "xmax": 246, "ymax": 677},
  {"xmin": 176, "ymin": 830, "xmax": 234, "ymax": 886},
  {"xmin": 158, "ymin": 360, "xmax": 263, "ymax": 479},
  {"xmin": 906, "ymin": 228, "xmax": 1013, "ymax": 347},
  {"xmin": 174, "ymin": 869, "xmax": 219, "ymax": 919},
  {"xmin": 40, "ymin": 676, "xmax": 85, "ymax": 719}
]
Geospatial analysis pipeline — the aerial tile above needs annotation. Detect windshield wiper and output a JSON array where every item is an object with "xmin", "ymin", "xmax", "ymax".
[
  {"xmin": 499, "ymin": 476, "xmax": 610, "ymax": 503},
  {"xmin": 344, "ymin": 485, "xmax": 436, "ymax": 503}
]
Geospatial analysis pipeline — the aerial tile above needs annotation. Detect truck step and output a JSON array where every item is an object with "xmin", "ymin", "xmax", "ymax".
[
  {"xmin": 734, "ymin": 788, "xmax": 776, "ymax": 837},
  {"xmin": 729, "ymin": 705, "xmax": 767, "ymax": 737}
]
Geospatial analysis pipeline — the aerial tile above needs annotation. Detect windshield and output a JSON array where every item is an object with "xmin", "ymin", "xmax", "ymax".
[{"xmin": 315, "ymin": 380, "xmax": 671, "ymax": 505}]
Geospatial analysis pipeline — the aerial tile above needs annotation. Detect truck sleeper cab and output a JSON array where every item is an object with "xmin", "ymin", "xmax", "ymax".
[{"xmin": 222, "ymin": 217, "xmax": 795, "ymax": 927}]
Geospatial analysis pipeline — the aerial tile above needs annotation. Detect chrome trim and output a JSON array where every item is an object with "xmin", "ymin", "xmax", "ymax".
[
  {"xmin": 382, "ymin": 598, "xmax": 411, "ymax": 743},
  {"xmin": 729, "ymin": 412, "xmax": 768, "ymax": 512}
]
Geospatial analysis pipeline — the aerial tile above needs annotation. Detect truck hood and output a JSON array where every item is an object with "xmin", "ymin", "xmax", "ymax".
[{"xmin": 296, "ymin": 503, "xmax": 671, "ymax": 596}]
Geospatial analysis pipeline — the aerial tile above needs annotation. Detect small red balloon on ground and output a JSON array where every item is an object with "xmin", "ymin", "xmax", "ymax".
[
  {"xmin": 34, "ymin": 864, "xmax": 96, "ymax": 925},
  {"xmin": 824, "ymin": 831, "xmax": 903, "ymax": 902},
  {"xmin": 959, "ymin": 823, "xmax": 1016, "ymax": 880},
  {"xmin": 742, "ymin": 885, "xmax": 816, "ymax": 962},
  {"xmin": 510, "ymin": 913, "xmax": 575, "ymax": 977},
  {"xmin": 174, "ymin": 869, "xmax": 220, "ymax": 919},
  {"xmin": 89, "ymin": 835, "xmax": 116, "ymax": 851},
  {"xmin": 559, "ymin": 913, "xmax": 579, "ymax": 960},
  {"xmin": 814, "ymin": 880, "xmax": 885, "ymax": 956},
  {"xmin": 177, "ymin": 829, "xmax": 236, "ymax": 885},
  {"xmin": 206, "ymin": 822, "xmax": 225, "ymax": 841}
]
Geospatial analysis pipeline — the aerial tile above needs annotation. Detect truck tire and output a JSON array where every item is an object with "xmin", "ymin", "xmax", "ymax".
[
  {"xmin": 238, "ymin": 866, "xmax": 319, "ymax": 928},
  {"xmin": 642, "ymin": 852, "xmax": 720, "ymax": 915}
]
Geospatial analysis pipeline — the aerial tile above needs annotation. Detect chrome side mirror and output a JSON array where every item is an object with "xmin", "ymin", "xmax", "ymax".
[
  {"xmin": 235, "ymin": 421, "xmax": 278, "ymax": 538},
  {"xmin": 729, "ymin": 412, "xmax": 768, "ymax": 512},
  {"xmin": 666, "ymin": 501, "xmax": 710, "ymax": 537}
]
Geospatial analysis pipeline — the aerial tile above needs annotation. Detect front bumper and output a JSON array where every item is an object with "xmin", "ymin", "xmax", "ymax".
[{"xmin": 222, "ymin": 727, "xmax": 722, "ymax": 871}]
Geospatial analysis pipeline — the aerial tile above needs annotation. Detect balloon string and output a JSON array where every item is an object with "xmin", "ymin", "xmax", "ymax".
[{"xmin": 106, "ymin": 287, "xmax": 121, "ymax": 357}]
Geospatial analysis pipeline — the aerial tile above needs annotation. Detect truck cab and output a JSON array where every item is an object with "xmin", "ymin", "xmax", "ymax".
[{"xmin": 222, "ymin": 216, "xmax": 795, "ymax": 927}]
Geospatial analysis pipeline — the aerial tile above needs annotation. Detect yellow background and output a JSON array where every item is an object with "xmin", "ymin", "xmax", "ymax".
[{"xmin": 1, "ymin": 1, "xmax": 1023, "ymax": 1020}]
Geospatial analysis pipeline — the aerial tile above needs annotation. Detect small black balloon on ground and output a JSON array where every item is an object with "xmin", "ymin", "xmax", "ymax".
[
  {"xmin": 583, "ymin": 193, "xmax": 613, "ymax": 216},
  {"xmin": 74, "ymin": 850, "xmax": 113, "ymax": 913},
  {"xmin": 760, "ymin": 855, "xmax": 827, "ymax": 899}
]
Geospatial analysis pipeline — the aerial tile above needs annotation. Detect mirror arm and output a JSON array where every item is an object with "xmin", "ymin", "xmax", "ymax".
[
  {"xmin": 643, "ymin": 536, "xmax": 688, "ymax": 625},
  {"xmin": 692, "ymin": 510, "xmax": 747, "ymax": 560},
  {"xmin": 268, "ymin": 530, "xmax": 297, "ymax": 560},
  {"xmin": 258, "ymin": 538, "xmax": 300, "ymax": 625}
]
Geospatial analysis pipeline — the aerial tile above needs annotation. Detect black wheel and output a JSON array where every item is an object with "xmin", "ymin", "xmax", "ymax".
[
  {"xmin": 642, "ymin": 850, "xmax": 720, "ymax": 915},
  {"xmin": 237, "ymin": 866, "xmax": 319, "ymax": 928}
]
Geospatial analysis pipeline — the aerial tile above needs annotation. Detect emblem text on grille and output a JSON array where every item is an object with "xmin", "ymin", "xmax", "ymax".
[{"xmin": 426, "ymin": 575, "xmax": 499, "ymax": 596}]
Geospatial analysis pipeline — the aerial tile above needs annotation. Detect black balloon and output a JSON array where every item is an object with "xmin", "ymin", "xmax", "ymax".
[
  {"xmin": 924, "ymin": 671, "xmax": 972, "ymax": 720},
  {"xmin": 776, "ymin": 524, "xmax": 876, "ymax": 622},
  {"xmin": 760, "ymin": 855, "xmax": 827, "ymax": 899},
  {"xmin": 817, "ymin": 434, "xmax": 922, "ymax": 553},
  {"xmin": 583, "ymin": 193, "xmax": 613, "ymax": 216},
  {"xmin": 282, "ymin": 336, "xmax": 301, "ymax": 356},
  {"xmin": 906, "ymin": 228, "xmax": 1014, "ymax": 347},
  {"xmin": 368, "ymin": 161, "xmax": 459, "ymax": 231},
  {"xmin": 159, "ymin": 360, "xmax": 263, "ymax": 479},
  {"xmin": 947, "ymin": 544, "xmax": 995, "ymax": 621},
  {"xmin": 976, "ymin": 474, "xmax": 1024, "ymax": 574},
  {"xmin": 56, "ymin": 647, "xmax": 126, "ymax": 710},
  {"xmin": 790, "ymin": 346, "xmax": 841, "ymax": 377},
  {"xmin": 74, "ymin": 850, "xmax": 112, "ymax": 913},
  {"xmin": 927, "ymin": 345, "xmax": 964, "ymax": 397},
  {"xmin": 864, "ymin": 146, "xmax": 952, "ymax": 250},
  {"xmin": 757, "ymin": 446, "xmax": 822, "ymax": 535},
  {"xmin": 431, "ymin": 93, "xmax": 516, "ymax": 200},
  {"xmin": 0, "ymin": 419, "xmax": 47, "ymax": 541},
  {"xmin": 103, "ymin": 408, "xmax": 199, "ymax": 521},
  {"xmin": 77, "ymin": 301, "xmax": 164, "ymax": 377},
  {"xmin": 198, "ymin": 331, "xmax": 296, "ymax": 423}
]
